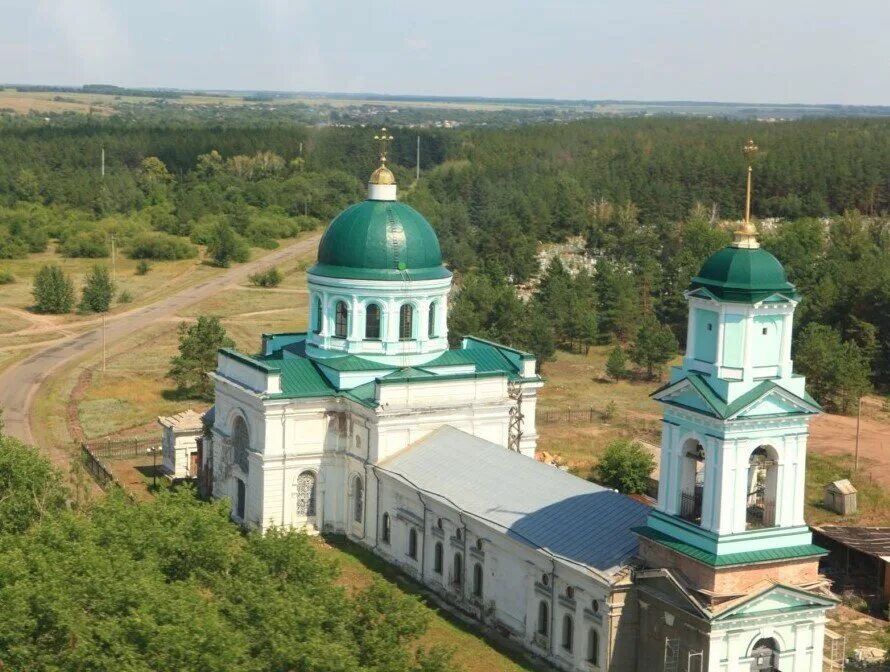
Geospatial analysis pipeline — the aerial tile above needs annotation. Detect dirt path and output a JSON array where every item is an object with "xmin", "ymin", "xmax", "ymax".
[
  {"xmin": 809, "ymin": 411, "xmax": 890, "ymax": 487},
  {"xmin": 0, "ymin": 235, "xmax": 321, "ymax": 468}
]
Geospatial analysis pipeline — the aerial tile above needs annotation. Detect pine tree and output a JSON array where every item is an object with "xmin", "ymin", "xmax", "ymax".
[
  {"xmin": 168, "ymin": 316, "xmax": 235, "ymax": 400},
  {"xmin": 605, "ymin": 345, "xmax": 627, "ymax": 380},
  {"xmin": 795, "ymin": 323, "xmax": 871, "ymax": 414},
  {"xmin": 629, "ymin": 316, "xmax": 678, "ymax": 379},
  {"xmin": 79, "ymin": 264, "xmax": 115, "ymax": 313},
  {"xmin": 32, "ymin": 264, "xmax": 74, "ymax": 314}
]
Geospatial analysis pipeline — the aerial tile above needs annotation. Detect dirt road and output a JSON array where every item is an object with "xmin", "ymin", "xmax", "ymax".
[{"xmin": 0, "ymin": 235, "xmax": 320, "ymax": 458}]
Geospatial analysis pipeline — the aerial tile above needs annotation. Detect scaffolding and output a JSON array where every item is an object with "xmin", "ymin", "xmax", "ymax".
[
  {"xmin": 663, "ymin": 637, "xmax": 680, "ymax": 672},
  {"xmin": 507, "ymin": 380, "xmax": 524, "ymax": 452},
  {"xmin": 823, "ymin": 629, "xmax": 846, "ymax": 672}
]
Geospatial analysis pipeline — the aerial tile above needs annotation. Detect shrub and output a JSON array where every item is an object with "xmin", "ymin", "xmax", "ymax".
[
  {"xmin": 79, "ymin": 265, "xmax": 115, "ymax": 313},
  {"xmin": 248, "ymin": 267, "xmax": 282, "ymax": 288},
  {"xmin": 59, "ymin": 230, "xmax": 109, "ymax": 258},
  {"xmin": 0, "ymin": 236, "xmax": 28, "ymax": 259},
  {"xmin": 32, "ymin": 264, "xmax": 75, "ymax": 314},
  {"xmin": 595, "ymin": 439, "xmax": 655, "ymax": 495},
  {"xmin": 135, "ymin": 259, "xmax": 151, "ymax": 275},
  {"xmin": 602, "ymin": 400, "xmax": 617, "ymax": 422},
  {"xmin": 207, "ymin": 222, "xmax": 250, "ymax": 267},
  {"xmin": 118, "ymin": 290, "xmax": 133, "ymax": 304},
  {"xmin": 0, "ymin": 270, "xmax": 14, "ymax": 284},
  {"xmin": 128, "ymin": 232, "xmax": 197, "ymax": 260}
]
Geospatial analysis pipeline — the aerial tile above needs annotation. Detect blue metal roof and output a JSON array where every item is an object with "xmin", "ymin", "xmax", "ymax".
[{"xmin": 379, "ymin": 426, "xmax": 650, "ymax": 580}]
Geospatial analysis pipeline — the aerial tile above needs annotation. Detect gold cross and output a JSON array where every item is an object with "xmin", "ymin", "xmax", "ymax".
[
  {"xmin": 374, "ymin": 127, "xmax": 394, "ymax": 164},
  {"xmin": 743, "ymin": 139, "xmax": 758, "ymax": 224}
]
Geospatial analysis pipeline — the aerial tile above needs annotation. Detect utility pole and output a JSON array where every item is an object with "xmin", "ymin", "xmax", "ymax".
[
  {"xmin": 101, "ymin": 147, "xmax": 105, "ymax": 178},
  {"xmin": 416, "ymin": 135, "xmax": 420, "ymax": 181},
  {"xmin": 110, "ymin": 233, "xmax": 116, "ymax": 285},
  {"xmin": 855, "ymin": 396, "xmax": 863, "ymax": 473},
  {"xmin": 299, "ymin": 141, "xmax": 303, "ymax": 157},
  {"xmin": 102, "ymin": 313, "xmax": 107, "ymax": 372}
]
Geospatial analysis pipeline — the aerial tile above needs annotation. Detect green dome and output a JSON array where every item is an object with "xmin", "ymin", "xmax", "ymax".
[
  {"xmin": 690, "ymin": 246, "xmax": 797, "ymax": 302},
  {"xmin": 309, "ymin": 200, "xmax": 451, "ymax": 281}
]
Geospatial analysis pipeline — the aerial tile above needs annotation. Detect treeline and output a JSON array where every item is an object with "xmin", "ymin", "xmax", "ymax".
[
  {"xmin": 1, "ymin": 116, "xmax": 888, "ymax": 403},
  {"xmin": 0, "ymin": 436, "xmax": 455, "ymax": 671}
]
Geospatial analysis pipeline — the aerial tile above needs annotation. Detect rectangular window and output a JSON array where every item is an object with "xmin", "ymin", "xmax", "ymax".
[{"xmin": 707, "ymin": 323, "xmax": 713, "ymax": 331}]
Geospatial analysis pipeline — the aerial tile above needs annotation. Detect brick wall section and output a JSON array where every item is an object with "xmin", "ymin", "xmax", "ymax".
[{"xmin": 638, "ymin": 538, "xmax": 821, "ymax": 602}]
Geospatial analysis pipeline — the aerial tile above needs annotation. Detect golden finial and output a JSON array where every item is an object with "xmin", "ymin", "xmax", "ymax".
[
  {"xmin": 369, "ymin": 128, "xmax": 396, "ymax": 186},
  {"xmin": 733, "ymin": 138, "xmax": 760, "ymax": 249},
  {"xmin": 374, "ymin": 127, "xmax": 394, "ymax": 164}
]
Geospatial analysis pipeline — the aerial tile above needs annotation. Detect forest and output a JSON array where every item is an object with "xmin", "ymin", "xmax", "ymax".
[{"xmin": 0, "ymin": 115, "xmax": 888, "ymax": 408}]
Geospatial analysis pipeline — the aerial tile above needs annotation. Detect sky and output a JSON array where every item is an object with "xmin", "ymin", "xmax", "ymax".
[{"xmin": 2, "ymin": 0, "xmax": 889, "ymax": 106}]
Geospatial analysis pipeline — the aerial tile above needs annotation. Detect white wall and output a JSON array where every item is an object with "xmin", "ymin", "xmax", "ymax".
[{"xmin": 709, "ymin": 614, "xmax": 827, "ymax": 672}]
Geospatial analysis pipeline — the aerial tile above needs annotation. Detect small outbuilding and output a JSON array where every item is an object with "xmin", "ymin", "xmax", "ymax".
[
  {"xmin": 158, "ymin": 409, "xmax": 204, "ymax": 480},
  {"xmin": 824, "ymin": 478, "xmax": 858, "ymax": 515},
  {"xmin": 811, "ymin": 526, "xmax": 890, "ymax": 612}
]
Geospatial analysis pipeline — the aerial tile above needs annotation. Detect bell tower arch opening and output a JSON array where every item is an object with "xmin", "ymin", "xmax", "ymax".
[
  {"xmin": 679, "ymin": 439, "xmax": 705, "ymax": 525},
  {"xmin": 746, "ymin": 446, "xmax": 779, "ymax": 529}
]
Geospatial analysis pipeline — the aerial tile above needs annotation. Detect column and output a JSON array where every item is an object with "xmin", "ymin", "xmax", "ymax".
[
  {"xmin": 714, "ymin": 306, "xmax": 726, "ymax": 369},
  {"xmin": 685, "ymin": 305, "xmax": 697, "ymax": 365},
  {"xmin": 779, "ymin": 313, "xmax": 794, "ymax": 377},
  {"xmin": 741, "ymin": 309, "xmax": 754, "ymax": 381}
]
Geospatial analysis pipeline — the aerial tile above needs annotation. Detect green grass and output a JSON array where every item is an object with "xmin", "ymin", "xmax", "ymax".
[
  {"xmin": 316, "ymin": 535, "xmax": 544, "ymax": 672},
  {"xmin": 805, "ymin": 453, "xmax": 890, "ymax": 527}
]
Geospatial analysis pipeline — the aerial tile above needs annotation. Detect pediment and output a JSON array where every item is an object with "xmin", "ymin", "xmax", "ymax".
[
  {"xmin": 728, "ymin": 387, "xmax": 820, "ymax": 420},
  {"xmin": 715, "ymin": 584, "xmax": 835, "ymax": 621}
]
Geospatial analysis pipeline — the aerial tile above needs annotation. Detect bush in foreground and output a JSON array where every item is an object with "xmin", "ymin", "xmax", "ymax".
[{"xmin": 0, "ymin": 443, "xmax": 454, "ymax": 672}]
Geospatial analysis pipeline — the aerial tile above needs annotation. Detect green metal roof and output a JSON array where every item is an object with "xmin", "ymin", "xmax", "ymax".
[
  {"xmin": 309, "ymin": 200, "xmax": 452, "ymax": 281},
  {"xmin": 315, "ymin": 355, "xmax": 397, "ymax": 372},
  {"xmin": 690, "ymin": 246, "xmax": 797, "ymax": 303},
  {"xmin": 634, "ymin": 526, "xmax": 827, "ymax": 567},
  {"xmin": 653, "ymin": 373, "xmax": 821, "ymax": 419}
]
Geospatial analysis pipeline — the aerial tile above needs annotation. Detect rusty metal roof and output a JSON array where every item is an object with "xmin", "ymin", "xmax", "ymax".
[{"xmin": 812, "ymin": 526, "xmax": 890, "ymax": 560}]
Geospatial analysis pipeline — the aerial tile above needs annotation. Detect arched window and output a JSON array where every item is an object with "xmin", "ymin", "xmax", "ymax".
[
  {"xmin": 352, "ymin": 475, "xmax": 363, "ymax": 523},
  {"xmin": 751, "ymin": 637, "xmax": 780, "ymax": 671},
  {"xmin": 434, "ymin": 542, "xmax": 444, "ymax": 574},
  {"xmin": 365, "ymin": 303, "xmax": 381, "ymax": 339},
  {"xmin": 455, "ymin": 528, "xmax": 462, "ymax": 541},
  {"xmin": 537, "ymin": 601, "xmax": 549, "ymax": 636},
  {"xmin": 746, "ymin": 446, "xmax": 779, "ymax": 529},
  {"xmin": 453, "ymin": 553, "xmax": 463, "ymax": 586},
  {"xmin": 473, "ymin": 563, "xmax": 483, "ymax": 597},
  {"xmin": 428, "ymin": 302, "xmax": 437, "ymax": 338},
  {"xmin": 587, "ymin": 629, "xmax": 599, "ymax": 665},
  {"xmin": 562, "ymin": 614, "xmax": 574, "ymax": 652},
  {"xmin": 232, "ymin": 415, "xmax": 250, "ymax": 472},
  {"xmin": 334, "ymin": 301, "xmax": 349, "ymax": 338},
  {"xmin": 399, "ymin": 304, "xmax": 414, "ymax": 340},
  {"xmin": 381, "ymin": 512, "xmax": 391, "ymax": 543},
  {"xmin": 295, "ymin": 471, "xmax": 317, "ymax": 517},
  {"xmin": 314, "ymin": 297, "xmax": 323, "ymax": 334},
  {"xmin": 408, "ymin": 528, "xmax": 418, "ymax": 559}
]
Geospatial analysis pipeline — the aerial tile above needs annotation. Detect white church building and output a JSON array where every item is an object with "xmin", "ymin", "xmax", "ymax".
[{"xmin": 202, "ymin": 139, "xmax": 838, "ymax": 671}]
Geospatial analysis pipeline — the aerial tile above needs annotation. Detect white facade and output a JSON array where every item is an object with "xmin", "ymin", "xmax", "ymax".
[{"xmin": 158, "ymin": 409, "xmax": 203, "ymax": 479}]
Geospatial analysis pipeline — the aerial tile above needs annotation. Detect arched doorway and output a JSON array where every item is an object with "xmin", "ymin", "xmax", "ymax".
[
  {"xmin": 750, "ymin": 637, "xmax": 780, "ymax": 671},
  {"xmin": 746, "ymin": 447, "xmax": 778, "ymax": 529},
  {"xmin": 295, "ymin": 470, "xmax": 317, "ymax": 522},
  {"xmin": 679, "ymin": 439, "xmax": 705, "ymax": 524}
]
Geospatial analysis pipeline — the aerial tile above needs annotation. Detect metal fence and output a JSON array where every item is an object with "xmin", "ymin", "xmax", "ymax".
[
  {"xmin": 537, "ymin": 406, "xmax": 660, "ymax": 436},
  {"xmin": 80, "ymin": 444, "xmax": 116, "ymax": 490},
  {"xmin": 82, "ymin": 436, "xmax": 159, "ymax": 460}
]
